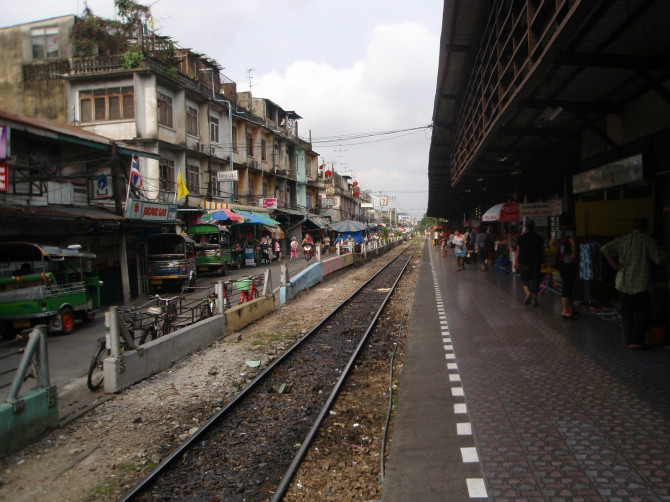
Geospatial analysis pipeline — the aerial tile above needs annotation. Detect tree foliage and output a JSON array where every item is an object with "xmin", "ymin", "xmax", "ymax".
[{"xmin": 70, "ymin": 1, "xmax": 151, "ymax": 57}]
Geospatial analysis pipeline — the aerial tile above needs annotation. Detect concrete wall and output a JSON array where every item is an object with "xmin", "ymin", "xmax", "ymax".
[
  {"xmin": 102, "ymin": 314, "xmax": 226, "ymax": 393},
  {"xmin": 224, "ymin": 294, "xmax": 275, "ymax": 332},
  {"xmin": 280, "ymin": 261, "xmax": 323, "ymax": 304},
  {"xmin": 0, "ymin": 388, "xmax": 58, "ymax": 457},
  {"xmin": 321, "ymin": 255, "xmax": 343, "ymax": 276},
  {"xmin": 102, "ymin": 293, "xmax": 275, "ymax": 393}
]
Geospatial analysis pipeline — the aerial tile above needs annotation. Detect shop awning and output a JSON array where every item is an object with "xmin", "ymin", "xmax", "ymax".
[
  {"xmin": 305, "ymin": 215, "xmax": 330, "ymax": 229},
  {"xmin": 0, "ymin": 203, "xmax": 126, "ymax": 222},
  {"xmin": 273, "ymin": 207, "xmax": 305, "ymax": 217},
  {"xmin": 233, "ymin": 210, "xmax": 280, "ymax": 226}
]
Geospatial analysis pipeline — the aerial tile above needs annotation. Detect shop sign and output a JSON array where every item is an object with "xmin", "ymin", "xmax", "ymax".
[
  {"xmin": 260, "ymin": 198, "xmax": 277, "ymax": 209},
  {"xmin": 0, "ymin": 126, "xmax": 9, "ymax": 159},
  {"xmin": 0, "ymin": 163, "xmax": 7, "ymax": 192},
  {"xmin": 519, "ymin": 200, "xmax": 562, "ymax": 217},
  {"xmin": 572, "ymin": 154, "xmax": 643, "ymax": 194},
  {"xmin": 217, "ymin": 170, "xmax": 238, "ymax": 181},
  {"xmin": 126, "ymin": 198, "xmax": 178, "ymax": 221}
]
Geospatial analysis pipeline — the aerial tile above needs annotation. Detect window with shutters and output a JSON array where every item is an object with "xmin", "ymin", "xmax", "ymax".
[
  {"xmin": 80, "ymin": 87, "xmax": 134, "ymax": 123},
  {"xmin": 158, "ymin": 92, "xmax": 173, "ymax": 127},
  {"xmin": 186, "ymin": 106, "xmax": 199, "ymax": 136}
]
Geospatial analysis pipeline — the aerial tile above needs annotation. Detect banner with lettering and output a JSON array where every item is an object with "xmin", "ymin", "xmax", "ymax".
[{"xmin": 126, "ymin": 198, "xmax": 178, "ymax": 221}]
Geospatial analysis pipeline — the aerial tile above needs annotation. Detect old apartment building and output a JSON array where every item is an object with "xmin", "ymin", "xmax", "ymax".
[{"xmin": 0, "ymin": 13, "xmax": 363, "ymax": 223}]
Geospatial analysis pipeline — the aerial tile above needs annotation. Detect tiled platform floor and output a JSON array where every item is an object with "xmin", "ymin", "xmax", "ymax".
[{"xmin": 383, "ymin": 241, "xmax": 670, "ymax": 501}]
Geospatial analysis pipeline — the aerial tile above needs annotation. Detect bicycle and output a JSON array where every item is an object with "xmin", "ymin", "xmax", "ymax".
[
  {"xmin": 198, "ymin": 289, "xmax": 219, "ymax": 320},
  {"xmin": 146, "ymin": 294, "xmax": 182, "ymax": 338},
  {"xmin": 87, "ymin": 296, "xmax": 179, "ymax": 391},
  {"xmin": 237, "ymin": 274, "xmax": 262, "ymax": 303}
]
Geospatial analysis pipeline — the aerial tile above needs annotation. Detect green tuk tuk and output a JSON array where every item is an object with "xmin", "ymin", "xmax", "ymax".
[
  {"xmin": 0, "ymin": 242, "xmax": 103, "ymax": 338},
  {"xmin": 186, "ymin": 224, "xmax": 241, "ymax": 275}
]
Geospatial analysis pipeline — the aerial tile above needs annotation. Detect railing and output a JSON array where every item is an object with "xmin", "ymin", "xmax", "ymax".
[
  {"xmin": 4, "ymin": 326, "xmax": 53, "ymax": 409},
  {"xmin": 70, "ymin": 54, "xmax": 126, "ymax": 75}
]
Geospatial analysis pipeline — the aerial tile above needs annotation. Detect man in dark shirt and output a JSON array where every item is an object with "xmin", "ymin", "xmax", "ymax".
[{"xmin": 515, "ymin": 219, "xmax": 545, "ymax": 305}]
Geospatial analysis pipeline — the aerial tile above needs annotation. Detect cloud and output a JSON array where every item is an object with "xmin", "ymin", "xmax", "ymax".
[{"xmin": 255, "ymin": 21, "xmax": 437, "ymax": 217}]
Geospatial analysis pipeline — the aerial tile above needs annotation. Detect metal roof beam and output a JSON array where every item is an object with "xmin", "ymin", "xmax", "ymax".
[
  {"xmin": 555, "ymin": 52, "xmax": 669, "ymax": 71},
  {"xmin": 573, "ymin": 109, "xmax": 622, "ymax": 156},
  {"xmin": 635, "ymin": 68, "xmax": 670, "ymax": 108},
  {"xmin": 519, "ymin": 99, "xmax": 621, "ymax": 114}
]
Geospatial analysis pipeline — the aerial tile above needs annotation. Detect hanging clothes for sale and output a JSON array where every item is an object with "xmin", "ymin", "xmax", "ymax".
[{"xmin": 579, "ymin": 243, "xmax": 594, "ymax": 280}]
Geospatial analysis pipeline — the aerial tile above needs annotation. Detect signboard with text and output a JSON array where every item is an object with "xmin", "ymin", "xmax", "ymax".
[
  {"xmin": 126, "ymin": 198, "xmax": 178, "ymax": 221},
  {"xmin": 260, "ymin": 198, "xmax": 277, "ymax": 209},
  {"xmin": 0, "ymin": 164, "xmax": 7, "ymax": 192},
  {"xmin": 0, "ymin": 125, "xmax": 9, "ymax": 159},
  {"xmin": 519, "ymin": 200, "xmax": 562, "ymax": 217},
  {"xmin": 217, "ymin": 170, "xmax": 239, "ymax": 181}
]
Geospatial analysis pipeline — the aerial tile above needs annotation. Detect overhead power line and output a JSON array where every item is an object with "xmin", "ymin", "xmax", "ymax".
[{"xmin": 310, "ymin": 125, "xmax": 432, "ymax": 146}]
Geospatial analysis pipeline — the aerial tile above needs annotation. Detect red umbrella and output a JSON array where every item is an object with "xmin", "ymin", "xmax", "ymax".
[{"xmin": 482, "ymin": 202, "xmax": 520, "ymax": 222}]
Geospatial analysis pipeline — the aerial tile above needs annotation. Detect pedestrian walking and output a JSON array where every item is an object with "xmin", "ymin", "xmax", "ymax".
[
  {"xmin": 550, "ymin": 213, "xmax": 579, "ymax": 319},
  {"xmin": 290, "ymin": 237, "xmax": 299, "ymax": 262},
  {"xmin": 514, "ymin": 220, "xmax": 544, "ymax": 306},
  {"xmin": 439, "ymin": 229, "xmax": 449, "ymax": 257},
  {"xmin": 476, "ymin": 226, "xmax": 493, "ymax": 271},
  {"xmin": 601, "ymin": 217, "xmax": 669, "ymax": 349},
  {"xmin": 274, "ymin": 238, "xmax": 282, "ymax": 262},
  {"xmin": 452, "ymin": 229, "xmax": 466, "ymax": 271}
]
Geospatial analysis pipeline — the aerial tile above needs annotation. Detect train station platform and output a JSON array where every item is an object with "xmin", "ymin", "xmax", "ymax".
[{"xmin": 383, "ymin": 241, "xmax": 670, "ymax": 500}]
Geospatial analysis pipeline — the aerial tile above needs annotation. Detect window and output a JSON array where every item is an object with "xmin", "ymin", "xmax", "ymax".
[
  {"xmin": 186, "ymin": 106, "xmax": 198, "ymax": 136},
  {"xmin": 210, "ymin": 175, "xmax": 227, "ymax": 198},
  {"xmin": 80, "ymin": 87, "xmax": 134, "ymax": 123},
  {"xmin": 209, "ymin": 116, "xmax": 219, "ymax": 143},
  {"xmin": 31, "ymin": 26, "xmax": 59, "ymax": 60},
  {"xmin": 187, "ymin": 164, "xmax": 200, "ymax": 195},
  {"xmin": 246, "ymin": 133, "xmax": 254, "ymax": 158},
  {"xmin": 158, "ymin": 92, "xmax": 173, "ymax": 127},
  {"xmin": 159, "ymin": 159, "xmax": 175, "ymax": 201},
  {"xmin": 232, "ymin": 126, "xmax": 238, "ymax": 151},
  {"xmin": 261, "ymin": 139, "xmax": 267, "ymax": 161}
]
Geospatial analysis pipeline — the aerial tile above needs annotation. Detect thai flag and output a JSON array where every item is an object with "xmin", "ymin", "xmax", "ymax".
[{"xmin": 130, "ymin": 157, "xmax": 142, "ymax": 187}]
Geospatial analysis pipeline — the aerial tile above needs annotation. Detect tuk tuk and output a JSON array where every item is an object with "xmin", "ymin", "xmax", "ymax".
[
  {"xmin": 146, "ymin": 233, "xmax": 197, "ymax": 292},
  {"xmin": 0, "ymin": 242, "xmax": 103, "ymax": 338},
  {"xmin": 186, "ymin": 223, "xmax": 241, "ymax": 275}
]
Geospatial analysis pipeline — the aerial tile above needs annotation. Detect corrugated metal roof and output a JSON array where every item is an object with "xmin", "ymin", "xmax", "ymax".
[
  {"xmin": 0, "ymin": 203, "xmax": 125, "ymax": 221},
  {"xmin": 0, "ymin": 109, "xmax": 159, "ymax": 160}
]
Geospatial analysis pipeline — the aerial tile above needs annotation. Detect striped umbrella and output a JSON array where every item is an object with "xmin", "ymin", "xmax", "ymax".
[
  {"xmin": 201, "ymin": 209, "xmax": 243, "ymax": 222},
  {"xmin": 329, "ymin": 220, "xmax": 367, "ymax": 233}
]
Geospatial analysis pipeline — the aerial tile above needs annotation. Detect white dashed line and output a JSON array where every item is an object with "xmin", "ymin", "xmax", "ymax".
[
  {"xmin": 466, "ymin": 478, "xmax": 488, "ymax": 498},
  {"xmin": 431, "ymin": 259, "xmax": 487, "ymax": 500}
]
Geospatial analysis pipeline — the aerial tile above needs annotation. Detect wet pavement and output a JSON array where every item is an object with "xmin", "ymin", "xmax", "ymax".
[{"xmin": 383, "ymin": 241, "xmax": 670, "ymax": 501}]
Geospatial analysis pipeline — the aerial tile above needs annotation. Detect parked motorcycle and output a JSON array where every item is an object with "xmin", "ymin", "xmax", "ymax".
[{"xmin": 302, "ymin": 242, "xmax": 313, "ymax": 261}]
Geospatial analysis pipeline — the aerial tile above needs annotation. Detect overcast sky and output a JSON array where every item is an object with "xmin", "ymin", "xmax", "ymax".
[{"xmin": 4, "ymin": 0, "xmax": 443, "ymax": 219}]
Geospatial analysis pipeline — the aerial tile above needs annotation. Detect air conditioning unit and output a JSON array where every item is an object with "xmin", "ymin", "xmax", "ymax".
[
  {"xmin": 250, "ymin": 160, "xmax": 259, "ymax": 169},
  {"xmin": 210, "ymin": 146, "xmax": 216, "ymax": 155}
]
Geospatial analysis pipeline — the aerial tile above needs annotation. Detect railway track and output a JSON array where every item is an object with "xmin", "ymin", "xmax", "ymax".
[{"xmin": 121, "ymin": 243, "xmax": 418, "ymax": 501}]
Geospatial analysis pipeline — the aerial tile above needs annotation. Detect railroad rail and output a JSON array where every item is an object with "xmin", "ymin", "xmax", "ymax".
[{"xmin": 120, "ymin": 243, "xmax": 417, "ymax": 501}]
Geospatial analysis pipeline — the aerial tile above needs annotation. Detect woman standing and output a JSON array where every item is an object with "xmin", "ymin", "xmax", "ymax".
[{"xmin": 550, "ymin": 213, "xmax": 579, "ymax": 319}]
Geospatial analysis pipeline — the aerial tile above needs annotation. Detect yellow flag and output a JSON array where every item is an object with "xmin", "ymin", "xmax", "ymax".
[{"xmin": 177, "ymin": 171, "xmax": 189, "ymax": 200}]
